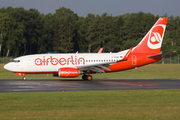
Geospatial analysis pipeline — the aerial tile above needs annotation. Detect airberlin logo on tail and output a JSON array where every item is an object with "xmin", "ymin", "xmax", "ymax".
[{"xmin": 147, "ymin": 24, "xmax": 166, "ymax": 49}]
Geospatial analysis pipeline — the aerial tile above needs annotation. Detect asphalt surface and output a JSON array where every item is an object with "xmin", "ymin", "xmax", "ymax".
[{"xmin": 1, "ymin": 78, "xmax": 180, "ymax": 93}]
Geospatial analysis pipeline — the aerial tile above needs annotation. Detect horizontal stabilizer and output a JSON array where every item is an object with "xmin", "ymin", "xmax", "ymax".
[{"xmin": 148, "ymin": 51, "xmax": 176, "ymax": 58}]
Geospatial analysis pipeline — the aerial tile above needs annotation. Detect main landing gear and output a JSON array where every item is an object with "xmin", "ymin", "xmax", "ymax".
[{"xmin": 82, "ymin": 74, "xmax": 93, "ymax": 81}]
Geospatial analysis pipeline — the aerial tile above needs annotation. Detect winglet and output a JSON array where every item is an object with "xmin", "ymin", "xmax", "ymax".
[
  {"xmin": 121, "ymin": 47, "xmax": 133, "ymax": 61},
  {"xmin": 98, "ymin": 47, "xmax": 103, "ymax": 53}
]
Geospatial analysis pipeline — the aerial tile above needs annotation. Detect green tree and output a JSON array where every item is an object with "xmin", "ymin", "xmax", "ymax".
[
  {"xmin": 23, "ymin": 8, "xmax": 43, "ymax": 54},
  {"xmin": 53, "ymin": 7, "xmax": 78, "ymax": 53},
  {"xmin": 74, "ymin": 16, "xmax": 85, "ymax": 52},
  {"xmin": 0, "ymin": 12, "xmax": 10, "ymax": 56},
  {"xmin": 77, "ymin": 14, "xmax": 96, "ymax": 53},
  {"xmin": 38, "ymin": 13, "xmax": 53, "ymax": 53},
  {"xmin": 105, "ymin": 15, "xmax": 124, "ymax": 52},
  {"xmin": 0, "ymin": 7, "xmax": 42, "ymax": 56},
  {"xmin": 0, "ymin": 6, "xmax": 180, "ymax": 57}
]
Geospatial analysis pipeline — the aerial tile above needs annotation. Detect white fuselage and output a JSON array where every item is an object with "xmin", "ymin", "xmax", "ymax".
[{"xmin": 4, "ymin": 50, "xmax": 128, "ymax": 73}]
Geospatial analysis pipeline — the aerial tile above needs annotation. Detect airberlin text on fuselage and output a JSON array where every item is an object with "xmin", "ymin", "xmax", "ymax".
[{"xmin": 35, "ymin": 56, "xmax": 85, "ymax": 66}]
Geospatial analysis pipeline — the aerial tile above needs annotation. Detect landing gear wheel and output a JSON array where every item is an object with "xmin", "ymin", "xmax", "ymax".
[
  {"xmin": 82, "ymin": 75, "xmax": 88, "ymax": 80},
  {"xmin": 22, "ymin": 76, "xmax": 27, "ymax": 80},
  {"xmin": 87, "ymin": 75, "xmax": 92, "ymax": 81}
]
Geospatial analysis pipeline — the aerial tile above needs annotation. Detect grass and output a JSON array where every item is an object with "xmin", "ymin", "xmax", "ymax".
[
  {"xmin": 0, "ymin": 90, "xmax": 180, "ymax": 120},
  {"xmin": 0, "ymin": 64, "xmax": 180, "ymax": 79},
  {"xmin": 1, "ymin": 64, "xmax": 180, "ymax": 119}
]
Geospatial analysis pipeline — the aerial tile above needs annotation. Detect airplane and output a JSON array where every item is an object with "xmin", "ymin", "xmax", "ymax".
[{"xmin": 4, "ymin": 17, "xmax": 168, "ymax": 81}]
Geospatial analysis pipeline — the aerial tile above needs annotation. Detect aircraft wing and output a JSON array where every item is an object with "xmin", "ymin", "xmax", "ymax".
[
  {"xmin": 77, "ymin": 47, "xmax": 133, "ymax": 73},
  {"xmin": 77, "ymin": 61, "xmax": 114, "ymax": 73}
]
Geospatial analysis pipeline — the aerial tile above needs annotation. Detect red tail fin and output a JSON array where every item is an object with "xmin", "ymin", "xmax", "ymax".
[{"xmin": 133, "ymin": 17, "xmax": 168, "ymax": 55}]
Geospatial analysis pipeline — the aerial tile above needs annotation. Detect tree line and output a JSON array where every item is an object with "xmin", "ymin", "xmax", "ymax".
[{"xmin": 0, "ymin": 6, "xmax": 179, "ymax": 57}]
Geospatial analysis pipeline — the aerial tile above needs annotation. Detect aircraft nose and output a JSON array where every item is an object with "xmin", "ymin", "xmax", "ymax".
[{"xmin": 4, "ymin": 63, "xmax": 12, "ymax": 71}]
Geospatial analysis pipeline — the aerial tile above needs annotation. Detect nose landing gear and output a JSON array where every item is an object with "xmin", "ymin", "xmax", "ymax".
[
  {"xmin": 16, "ymin": 73, "xmax": 27, "ymax": 80},
  {"xmin": 22, "ymin": 76, "xmax": 27, "ymax": 80}
]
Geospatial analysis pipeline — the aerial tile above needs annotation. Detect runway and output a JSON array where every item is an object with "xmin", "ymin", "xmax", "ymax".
[{"xmin": 1, "ymin": 78, "xmax": 180, "ymax": 93}]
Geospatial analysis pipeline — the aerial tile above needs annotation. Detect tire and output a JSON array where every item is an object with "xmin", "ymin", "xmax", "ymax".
[
  {"xmin": 82, "ymin": 75, "xmax": 87, "ymax": 80},
  {"xmin": 22, "ymin": 76, "xmax": 27, "ymax": 80}
]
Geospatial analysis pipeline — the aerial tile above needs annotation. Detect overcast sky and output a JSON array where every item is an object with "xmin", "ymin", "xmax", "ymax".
[{"xmin": 1, "ymin": 0, "xmax": 180, "ymax": 17}]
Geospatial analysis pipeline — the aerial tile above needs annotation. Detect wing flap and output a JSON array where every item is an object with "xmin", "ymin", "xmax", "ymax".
[
  {"xmin": 98, "ymin": 65, "xmax": 111, "ymax": 71},
  {"xmin": 90, "ymin": 66, "xmax": 105, "ymax": 73},
  {"xmin": 77, "ymin": 62, "xmax": 114, "ymax": 73}
]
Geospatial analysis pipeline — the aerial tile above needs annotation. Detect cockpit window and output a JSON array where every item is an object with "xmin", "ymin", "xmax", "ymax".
[{"xmin": 12, "ymin": 60, "xmax": 20, "ymax": 63}]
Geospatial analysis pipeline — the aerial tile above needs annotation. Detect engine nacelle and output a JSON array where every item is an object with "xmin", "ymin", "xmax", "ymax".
[{"xmin": 58, "ymin": 68, "xmax": 80, "ymax": 78}]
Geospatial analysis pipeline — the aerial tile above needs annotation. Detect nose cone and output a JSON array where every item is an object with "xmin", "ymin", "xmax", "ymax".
[{"xmin": 4, "ymin": 63, "xmax": 12, "ymax": 71}]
